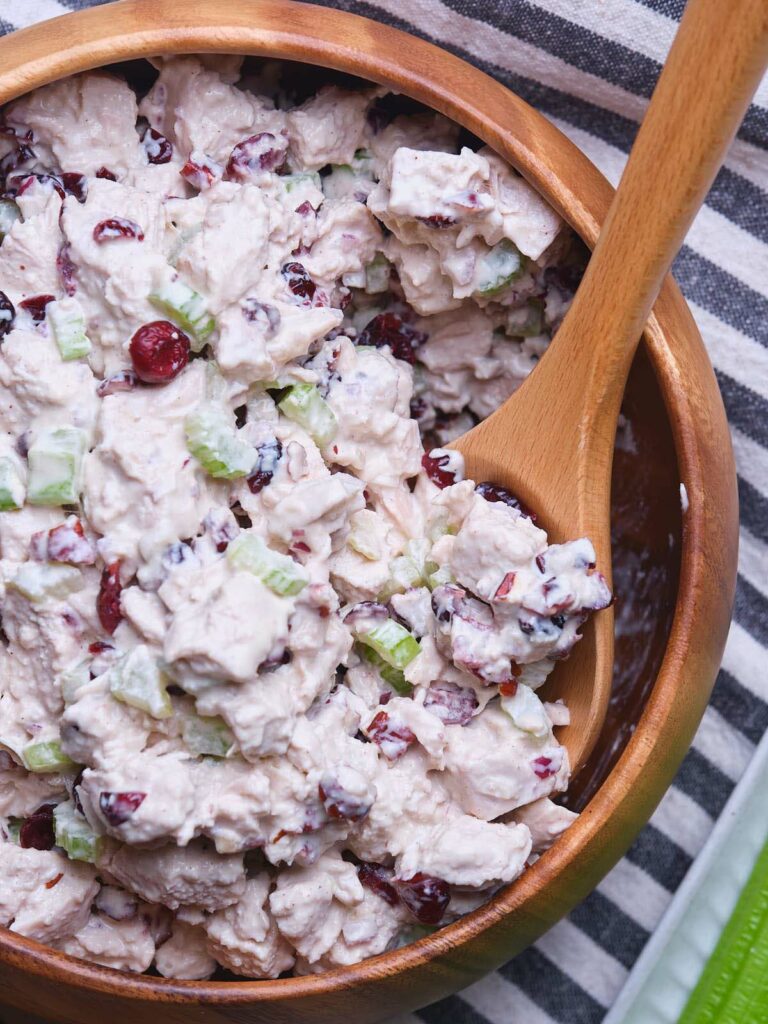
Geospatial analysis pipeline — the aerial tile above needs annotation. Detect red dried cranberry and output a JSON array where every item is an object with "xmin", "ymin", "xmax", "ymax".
[
  {"xmin": 535, "ymin": 554, "xmax": 546, "ymax": 574},
  {"xmin": 19, "ymin": 294, "xmax": 54, "ymax": 323},
  {"xmin": 88, "ymin": 640, "xmax": 114, "ymax": 656},
  {"xmin": 180, "ymin": 156, "xmax": 220, "ymax": 190},
  {"xmin": 93, "ymin": 217, "xmax": 145, "ymax": 243},
  {"xmin": 294, "ymin": 200, "xmax": 313, "ymax": 216},
  {"xmin": 61, "ymin": 172, "xmax": 88, "ymax": 203},
  {"xmin": 358, "ymin": 862, "xmax": 400, "ymax": 906},
  {"xmin": 495, "ymin": 572, "xmax": 516, "ymax": 599},
  {"xmin": 15, "ymin": 173, "xmax": 65, "ymax": 200},
  {"xmin": 318, "ymin": 777, "xmax": 372, "ymax": 822},
  {"xmin": 95, "ymin": 167, "xmax": 117, "ymax": 181},
  {"xmin": 357, "ymin": 313, "xmax": 426, "ymax": 365},
  {"xmin": 499, "ymin": 680, "xmax": 519, "ymax": 697},
  {"xmin": 129, "ymin": 320, "xmax": 190, "ymax": 384},
  {"xmin": 0, "ymin": 142, "xmax": 35, "ymax": 182},
  {"xmin": 141, "ymin": 126, "xmax": 173, "ymax": 165},
  {"xmin": 241, "ymin": 298, "xmax": 280, "ymax": 337},
  {"xmin": 97, "ymin": 561, "xmax": 123, "ymax": 634},
  {"xmin": 99, "ymin": 791, "xmax": 146, "ymax": 826},
  {"xmin": 0, "ymin": 292, "xmax": 15, "ymax": 339},
  {"xmin": 259, "ymin": 647, "xmax": 292, "ymax": 672},
  {"xmin": 366, "ymin": 711, "xmax": 416, "ymax": 761},
  {"xmin": 97, "ymin": 369, "xmax": 138, "ymax": 397},
  {"xmin": 19, "ymin": 804, "xmax": 56, "ymax": 851},
  {"xmin": 423, "ymin": 681, "xmax": 479, "ymax": 725},
  {"xmin": 46, "ymin": 519, "xmax": 96, "ymax": 565},
  {"xmin": 226, "ymin": 133, "xmax": 286, "ymax": 179},
  {"xmin": 56, "ymin": 242, "xmax": 78, "ymax": 297},
  {"xmin": 421, "ymin": 450, "xmax": 456, "ymax": 489},
  {"xmin": 476, "ymin": 482, "xmax": 537, "ymax": 521},
  {"xmin": 416, "ymin": 214, "xmax": 456, "ymax": 229},
  {"xmin": 395, "ymin": 872, "xmax": 451, "ymax": 924},
  {"xmin": 281, "ymin": 261, "xmax": 316, "ymax": 303},
  {"xmin": 532, "ymin": 753, "xmax": 560, "ymax": 780},
  {"xmin": 246, "ymin": 438, "xmax": 283, "ymax": 494}
]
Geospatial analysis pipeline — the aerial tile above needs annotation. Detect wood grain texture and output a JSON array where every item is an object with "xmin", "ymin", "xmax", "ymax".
[{"xmin": 0, "ymin": 1, "xmax": 740, "ymax": 1021}]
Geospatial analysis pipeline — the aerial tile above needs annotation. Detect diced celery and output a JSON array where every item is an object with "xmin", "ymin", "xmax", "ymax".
[
  {"xmin": 0, "ymin": 456, "xmax": 25, "ymax": 511},
  {"xmin": 109, "ymin": 645, "xmax": 172, "ymax": 719},
  {"xmin": 380, "ymin": 539, "xmax": 438, "ymax": 599},
  {"xmin": 48, "ymin": 297, "xmax": 92, "ymax": 360},
  {"xmin": 27, "ymin": 427, "xmax": 86, "ymax": 506},
  {"xmin": 183, "ymin": 714, "xmax": 234, "ymax": 757},
  {"xmin": 4, "ymin": 818, "xmax": 21, "ymax": 844},
  {"xmin": 185, "ymin": 404, "xmax": 255, "ymax": 480},
  {"xmin": 475, "ymin": 240, "xmax": 526, "ymax": 297},
  {"xmin": 278, "ymin": 383, "xmax": 337, "ymax": 447},
  {"xmin": 283, "ymin": 171, "xmax": 322, "ymax": 193},
  {"xmin": 353, "ymin": 618, "xmax": 420, "ymax": 671},
  {"xmin": 150, "ymin": 277, "xmax": 215, "ymax": 349},
  {"xmin": 352, "ymin": 148, "xmax": 373, "ymax": 175},
  {"xmin": 58, "ymin": 662, "xmax": 91, "ymax": 705},
  {"xmin": 9, "ymin": 563, "xmax": 83, "ymax": 603},
  {"xmin": 427, "ymin": 565, "xmax": 454, "ymax": 590},
  {"xmin": 501, "ymin": 683, "xmax": 550, "ymax": 738},
  {"xmin": 507, "ymin": 297, "xmax": 545, "ymax": 337},
  {"xmin": 358, "ymin": 644, "xmax": 413, "ymax": 696},
  {"xmin": 228, "ymin": 533, "xmax": 308, "ymax": 597},
  {"xmin": 0, "ymin": 198, "xmax": 20, "ymax": 240},
  {"xmin": 23, "ymin": 739, "xmax": 77, "ymax": 773},
  {"xmin": 54, "ymin": 801, "xmax": 104, "ymax": 863},
  {"xmin": 364, "ymin": 254, "xmax": 391, "ymax": 294}
]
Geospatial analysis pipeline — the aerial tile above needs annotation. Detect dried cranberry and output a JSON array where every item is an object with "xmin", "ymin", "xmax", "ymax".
[
  {"xmin": 19, "ymin": 294, "xmax": 54, "ymax": 323},
  {"xmin": 129, "ymin": 320, "xmax": 190, "ymax": 384},
  {"xmin": 318, "ymin": 777, "xmax": 372, "ymax": 822},
  {"xmin": 241, "ymin": 298, "xmax": 280, "ymax": 337},
  {"xmin": 246, "ymin": 438, "xmax": 283, "ymax": 495},
  {"xmin": 0, "ymin": 143, "xmax": 35, "ymax": 182},
  {"xmin": 19, "ymin": 804, "xmax": 56, "ymax": 851},
  {"xmin": 88, "ymin": 641, "xmax": 114, "ymax": 655},
  {"xmin": 56, "ymin": 243, "xmax": 78, "ymax": 297},
  {"xmin": 95, "ymin": 167, "xmax": 117, "ymax": 181},
  {"xmin": 97, "ymin": 560, "xmax": 123, "ymax": 634},
  {"xmin": 431, "ymin": 584, "xmax": 466, "ymax": 624},
  {"xmin": 423, "ymin": 681, "xmax": 479, "ymax": 725},
  {"xmin": 226, "ymin": 132, "xmax": 286, "ymax": 180},
  {"xmin": 260, "ymin": 647, "xmax": 292, "ymax": 672},
  {"xmin": 15, "ymin": 173, "xmax": 65, "ymax": 199},
  {"xmin": 499, "ymin": 680, "xmax": 519, "ymax": 697},
  {"xmin": 495, "ymin": 572, "xmax": 516, "ymax": 599},
  {"xmin": 535, "ymin": 554, "xmax": 546, "ymax": 574},
  {"xmin": 0, "ymin": 292, "xmax": 15, "ymax": 339},
  {"xmin": 476, "ymin": 482, "xmax": 537, "ymax": 521},
  {"xmin": 97, "ymin": 369, "xmax": 138, "ymax": 397},
  {"xmin": 395, "ymin": 872, "xmax": 451, "ymax": 925},
  {"xmin": 422, "ymin": 450, "xmax": 456, "ymax": 489},
  {"xmin": 61, "ymin": 172, "xmax": 88, "ymax": 203},
  {"xmin": 180, "ymin": 156, "xmax": 220, "ymax": 190},
  {"xmin": 99, "ymin": 791, "xmax": 146, "ymax": 826},
  {"xmin": 357, "ymin": 313, "xmax": 426, "ymax": 365},
  {"xmin": 358, "ymin": 862, "xmax": 400, "ymax": 906},
  {"xmin": 532, "ymin": 755, "xmax": 557, "ymax": 779},
  {"xmin": 141, "ymin": 126, "xmax": 173, "ymax": 165},
  {"xmin": 281, "ymin": 261, "xmax": 316, "ymax": 303},
  {"xmin": 93, "ymin": 217, "xmax": 145, "ymax": 243},
  {"xmin": 294, "ymin": 200, "xmax": 313, "ymax": 216},
  {"xmin": 46, "ymin": 519, "xmax": 96, "ymax": 565},
  {"xmin": 366, "ymin": 711, "xmax": 415, "ymax": 761},
  {"xmin": 416, "ymin": 214, "xmax": 456, "ymax": 229},
  {"xmin": 71, "ymin": 770, "xmax": 86, "ymax": 817}
]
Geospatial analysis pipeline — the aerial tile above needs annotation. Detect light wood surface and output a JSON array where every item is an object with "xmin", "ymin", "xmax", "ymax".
[
  {"xmin": 0, "ymin": 1, "xmax": 742, "ymax": 1021},
  {"xmin": 453, "ymin": 0, "xmax": 768, "ymax": 771}
]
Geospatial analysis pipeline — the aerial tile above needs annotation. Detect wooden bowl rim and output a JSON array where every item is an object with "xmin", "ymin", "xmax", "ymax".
[{"xmin": 0, "ymin": 0, "xmax": 738, "ymax": 1004}]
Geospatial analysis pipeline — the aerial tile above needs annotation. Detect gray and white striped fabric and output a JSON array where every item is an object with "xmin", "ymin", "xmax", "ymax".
[{"xmin": 1, "ymin": 2, "xmax": 766, "ymax": 1022}]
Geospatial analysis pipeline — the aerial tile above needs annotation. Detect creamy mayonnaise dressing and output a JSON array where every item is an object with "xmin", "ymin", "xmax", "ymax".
[{"xmin": 0, "ymin": 56, "xmax": 609, "ymax": 978}]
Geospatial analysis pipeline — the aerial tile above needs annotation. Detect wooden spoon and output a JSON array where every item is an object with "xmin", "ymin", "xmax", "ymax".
[{"xmin": 452, "ymin": 0, "xmax": 768, "ymax": 771}]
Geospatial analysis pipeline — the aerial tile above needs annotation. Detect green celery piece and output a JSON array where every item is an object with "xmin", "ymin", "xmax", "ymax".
[
  {"xmin": 58, "ymin": 662, "xmax": 91, "ymax": 705},
  {"xmin": 9, "ymin": 563, "xmax": 83, "ymax": 603},
  {"xmin": 511, "ymin": 297, "xmax": 545, "ymax": 337},
  {"xmin": 427, "ymin": 565, "xmax": 454, "ymax": 590},
  {"xmin": 150, "ymin": 277, "xmax": 215, "ymax": 350},
  {"xmin": 354, "ymin": 618, "xmax": 420, "ymax": 671},
  {"xmin": 365, "ymin": 254, "xmax": 391, "ymax": 294},
  {"xmin": 278, "ymin": 383, "xmax": 337, "ymax": 447},
  {"xmin": 109, "ymin": 646, "xmax": 172, "ymax": 719},
  {"xmin": 475, "ymin": 239, "xmax": 526, "ymax": 297},
  {"xmin": 183, "ymin": 714, "xmax": 234, "ymax": 757},
  {"xmin": 185, "ymin": 404, "xmax": 255, "ymax": 480},
  {"xmin": 358, "ymin": 643, "xmax": 413, "ymax": 695},
  {"xmin": 27, "ymin": 427, "xmax": 86, "ymax": 506},
  {"xmin": 0, "ymin": 455, "xmax": 25, "ymax": 511},
  {"xmin": 228, "ymin": 533, "xmax": 308, "ymax": 597},
  {"xmin": 283, "ymin": 171, "xmax": 322, "ymax": 193},
  {"xmin": 48, "ymin": 297, "xmax": 92, "ymax": 360},
  {"xmin": 54, "ymin": 801, "xmax": 104, "ymax": 863},
  {"xmin": 4, "ymin": 818, "xmax": 22, "ymax": 844},
  {"xmin": 0, "ymin": 198, "xmax": 20, "ymax": 240},
  {"xmin": 23, "ymin": 739, "xmax": 77, "ymax": 773},
  {"xmin": 678, "ymin": 837, "xmax": 768, "ymax": 1024}
]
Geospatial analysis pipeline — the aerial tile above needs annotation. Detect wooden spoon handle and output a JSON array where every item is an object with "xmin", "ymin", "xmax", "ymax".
[{"xmin": 545, "ymin": 0, "xmax": 768, "ymax": 429}]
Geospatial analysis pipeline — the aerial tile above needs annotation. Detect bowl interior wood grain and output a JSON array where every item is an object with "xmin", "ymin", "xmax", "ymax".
[{"xmin": 0, "ymin": 3, "xmax": 738, "ymax": 1022}]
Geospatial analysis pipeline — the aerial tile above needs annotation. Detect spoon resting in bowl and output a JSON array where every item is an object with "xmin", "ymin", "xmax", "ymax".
[{"xmin": 452, "ymin": 0, "xmax": 768, "ymax": 771}]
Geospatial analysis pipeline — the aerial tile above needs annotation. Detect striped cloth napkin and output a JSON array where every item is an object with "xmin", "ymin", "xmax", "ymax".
[{"xmin": 0, "ymin": 2, "xmax": 766, "ymax": 1023}]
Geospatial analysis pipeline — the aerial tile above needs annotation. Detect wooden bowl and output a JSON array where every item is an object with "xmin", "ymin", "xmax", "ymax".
[{"xmin": 0, "ymin": 2, "xmax": 738, "ymax": 1021}]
